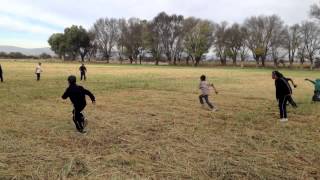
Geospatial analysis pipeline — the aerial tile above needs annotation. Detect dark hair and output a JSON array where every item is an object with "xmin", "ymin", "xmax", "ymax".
[
  {"xmin": 272, "ymin": 71, "xmax": 283, "ymax": 78},
  {"xmin": 200, "ymin": 75, "xmax": 206, "ymax": 81},
  {"xmin": 68, "ymin": 75, "xmax": 77, "ymax": 84}
]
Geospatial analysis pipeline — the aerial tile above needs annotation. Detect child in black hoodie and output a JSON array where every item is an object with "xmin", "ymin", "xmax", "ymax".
[
  {"xmin": 272, "ymin": 71, "xmax": 292, "ymax": 122},
  {"xmin": 62, "ymin": 75, "xmax": 95, "ymax": 133}
]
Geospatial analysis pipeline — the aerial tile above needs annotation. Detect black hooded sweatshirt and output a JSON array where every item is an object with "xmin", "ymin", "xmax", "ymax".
[
  {"xmin": 62, "ymin": 84, "xmax": 95, "ymax": 110},
  {"xmin": 275, "ymin": 77, "xmax": 292, "ymax": 99}
]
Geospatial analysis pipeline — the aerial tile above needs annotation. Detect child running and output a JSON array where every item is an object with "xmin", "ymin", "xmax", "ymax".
[
  {"xmin": 272, "ymin": 71, "xmax": 292, "ymax": 122},
  {"xmin": 277, "ymin": 72, "xmax": 298, "ymax": 108},
  {"xmin": 305, "ymin": 78, "xmax": 320, "ymax": 102},
  {"xmin": 199, "ymin": 75, "xmax": 218, "ymax": 111},
  {"xmin": 62, "ymin": 75, "xmax": 96, "ymax": 133}
]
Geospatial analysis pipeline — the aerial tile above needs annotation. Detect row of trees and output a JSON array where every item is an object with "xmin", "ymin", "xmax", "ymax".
[
  {"xmin": 0, "ymin": 52, "xmax": 52, "ymax": 59},
  {"xmin": 48, "ymin": 3, "xmax": 320, "ymax": 69}
]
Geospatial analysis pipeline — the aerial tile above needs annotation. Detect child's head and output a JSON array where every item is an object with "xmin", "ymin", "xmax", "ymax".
[
  {"xmin": 68, "ymin": 75, "xmax": 77, "ymax": 85},
  {"xmin": 200, "ymin": 75, "xmax": 206, "ymax": 81},
  {"xmin": 38, "ymin": 62, "xmax": 42, "ymax": 66},
  {"xmin": 272, "ymin": 71, "xmax": 283, "ymax": 79}
]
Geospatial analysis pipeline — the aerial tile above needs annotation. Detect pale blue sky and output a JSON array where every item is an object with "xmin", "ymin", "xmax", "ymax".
[{"xmin": 0, "ymin": 0, "xmax": 316, "ymax": 48}]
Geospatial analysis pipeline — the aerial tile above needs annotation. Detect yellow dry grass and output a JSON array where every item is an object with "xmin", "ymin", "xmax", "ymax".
[{"xmin": 0, "ymin": 61, "xmax": 319, "ymax": 179}]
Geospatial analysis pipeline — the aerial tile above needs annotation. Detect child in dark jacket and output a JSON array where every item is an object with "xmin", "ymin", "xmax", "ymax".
[
  {"xmin": 272, "ymin": 71, "xmax": 292, "ymax": 122},
  {"xmin": 62, "ymin": 75, "xmax": 95, "ymax": 133}
]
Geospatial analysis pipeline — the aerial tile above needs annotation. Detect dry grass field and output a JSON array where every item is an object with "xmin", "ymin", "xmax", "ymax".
[{"xmin": 0, "ymin": 61, "xmax": 319, "ymax": 179}]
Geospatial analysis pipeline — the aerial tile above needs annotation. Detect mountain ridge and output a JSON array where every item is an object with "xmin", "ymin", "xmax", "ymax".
[{"xmin": 0, "ymin": 45, "xmax": 55, "ymax": 56}]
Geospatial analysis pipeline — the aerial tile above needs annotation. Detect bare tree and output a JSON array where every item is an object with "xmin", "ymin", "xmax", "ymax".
[
  {"xmin": 147, "ymin": 19, "xmax": 164, "ymax": 65},
  {"xmin": 92, "ymin": 18, "xmax": 120, "ymax": 63},
  {"xmin": 119, "ymin": 18, "xmax": 145, "ymax": 64},
  {"xmin": 224, "ymin": 23, "xmax": 246, "ymax": 66},
  {"xmin": 213, "ymin": 22, "xmax": 228, "ymax": 65},
  {"xmin": 283, "ymin": 24, "xmax": 301, "ymax": 67},
  {"xmin": 244, "ymin": 15, "xmax": 284, "ymax": 67},
  {"xmin": 239, "ymin": 26, "xmax": 249, "ymax": 68},
  {"xmin": 86, "ymin": 30, "xmax": 98, "ymax": 61},
  {"xmin": 184, "ymin": 18, "xmax": 215, "ymax": 66},
  {"xmin": 300, "ymin": 21, "xmax": 320, "ymax": 70},
  {"xmin": 269, "ymin": 24, "xmax": 286, "ymax": 67},
  {"xmin": 152, "ymin": 12, "xmax": 184, "ymax": 64}
]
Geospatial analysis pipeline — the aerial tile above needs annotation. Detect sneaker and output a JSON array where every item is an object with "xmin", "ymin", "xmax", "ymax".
[
  {"xmin": 280, "ymin": 118, "xmax": 288, "ymax": 122},
  {"xmin": 80, "ymin": 129, "xmax": 87, "ymax": 134},
  {"xmin": 211, "ymin": 108, "xmax": 217, "ymax": 112},
  {"xmin": 83, "ymin": 119, "xmax": 88, "ymax": 128}
]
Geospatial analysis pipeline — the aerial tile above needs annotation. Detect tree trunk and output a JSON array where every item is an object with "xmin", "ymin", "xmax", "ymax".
[
  {"xmin": 194, "ymin": 57, "xmax": 201, "ymax": 67},
  {"xmin": 232, "ymin": 56, "xmax": 237, "ymax": 66},
  {"xmin": 310, "ymin": 58, "xmax": 314, "ymax": 70},
  {"xmin": 261, "ymin": 55, "xmax": 266, "ymax": 67},
  {"xmin": 155, "ymin": 58, "xmax": 159, "ymax": 65},
  {"xmin": 173, "ymin": 56, "xmax": 177, "ymax": 65},
  {"xmin": 273, "ymin": 58, "xmax": 278, "ymax": 68}
]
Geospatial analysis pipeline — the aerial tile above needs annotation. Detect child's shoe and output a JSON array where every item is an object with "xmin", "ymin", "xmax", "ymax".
[{"xmin": 280, "ymin": 118, "xmax": 288, "ymax": 122}]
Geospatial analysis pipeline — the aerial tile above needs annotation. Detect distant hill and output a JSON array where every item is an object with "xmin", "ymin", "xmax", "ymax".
[{"xmin": 0, "ymin": 45, "xmax": 55, "ymax": 56}]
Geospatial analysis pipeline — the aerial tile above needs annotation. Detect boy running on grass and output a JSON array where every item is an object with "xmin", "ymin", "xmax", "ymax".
[
  {"xmin": 62, "ymin": 75, "xmax": 95, "ymax": 133},
  {"xmin": 199, "ymin": 75, "xmax": 218, "ymax": 111}
]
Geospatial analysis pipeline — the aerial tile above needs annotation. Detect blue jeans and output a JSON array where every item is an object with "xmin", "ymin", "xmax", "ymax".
[{"xmin": 199, "ymin": 95, "xmax": 214, "ymax": 109}]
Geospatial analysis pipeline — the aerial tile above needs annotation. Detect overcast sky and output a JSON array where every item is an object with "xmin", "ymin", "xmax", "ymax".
[{"xmin": 0, "ymin": 0, "xmax": 317, "ymax": 48}]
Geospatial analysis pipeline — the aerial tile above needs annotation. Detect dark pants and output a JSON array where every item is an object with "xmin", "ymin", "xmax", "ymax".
[
  {"xmin": 36, "ymin": 73, "xmax": 40, "ymax": 81},
  {"xmin": 0, "ymin": 73, "xmax": 3, "ymax": 82},
  {"xmin": 80, "ymin": 72, "xmax": 86, "ymax": 81},
  {"xmin": 287, "ymin": 95, "xmax": 297, "ymax": 108},
  {"xmin": 199, "ymin": 94, "xmax": 214, "ymax": 109},
  {"xmin": 313, "ymin": 91, "xmax": 320, "ymax": 102},
  {"xmin": 278, "ymin": 95, "xmax": 289, "ymax": 119},
  {"xmin": 73, "ymin": 105, "xmax": 86, "ymax": 132}
]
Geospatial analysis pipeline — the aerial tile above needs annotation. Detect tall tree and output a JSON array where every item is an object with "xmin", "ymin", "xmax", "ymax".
[
  {"xmin": 269, "ymin": 24, "xmax": 287, "ymax": 67},
  {"xmin": 184, "ymin": 18, "xmax": 215, "ymax": 66},
  {"xmin": 64, "ymin": 25, "xmax": 90, "ymax": 61},
  {"xmin": 244, "ymin": 15, "xmax": 284, "ymax": 67},
  {"xmin": 283, "ymin": 24, "xmax": 301, "ymax": 67},
  {"xmin": 48, "ymin": 33, "xmax": 66, "ymax": 60},
  {"xmin": 224, "ymin": 23, "xmax": 245, "ymax": 65},
  {"xmin": 300, "ymin": 21, "xmax": 320, "ymax": 70},
  {"xmin": 152, "ymin": 12, "xmax": 184, "ymax": 64},
  {"xmin": 213, "ymin": 22, "xmax": 228, "ymax": 65},
  {"xmin": 92, "ymin": 18, "xmax": 120, "ymax": 62}
]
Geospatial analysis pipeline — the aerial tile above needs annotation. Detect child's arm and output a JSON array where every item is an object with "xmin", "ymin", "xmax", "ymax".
[
  {"xmin": 210, "ymin": 83, "xmax": 218, "ymax": 94},
  {"xmin": 305, "ymin": 78, "xmax": 316, "ymax": 84},
  {"xmin": 287, "ymin": 78, "xmax": 297, "ymax": 88},
  {"xmin": 84, "ymin": 88, "xmax": 96, "ymax": 104}
]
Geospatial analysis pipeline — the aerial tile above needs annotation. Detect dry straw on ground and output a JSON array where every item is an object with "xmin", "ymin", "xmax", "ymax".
[{"xmin": 0, "ymin": 61, "xmax": 319, "ymax": 179}]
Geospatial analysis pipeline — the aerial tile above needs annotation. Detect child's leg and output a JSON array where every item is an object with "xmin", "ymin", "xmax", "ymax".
[
  {"xmin": 287, "ymin": 96, "xmax": 298, "ymax": 108},
  {"xmin": 199, "ymin": 95, "xmax": 204, "ymax": 104},
  {"xmin": 278, "ymin": 96, "xmax": 288, "ymax": 119},
  {"xmin": 204, "ymin": 95, "xmax": 214, "ymax": 109},
  {"xmin": 73, "ymin": 109, "xmax": 84, "ymax": 132}
]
